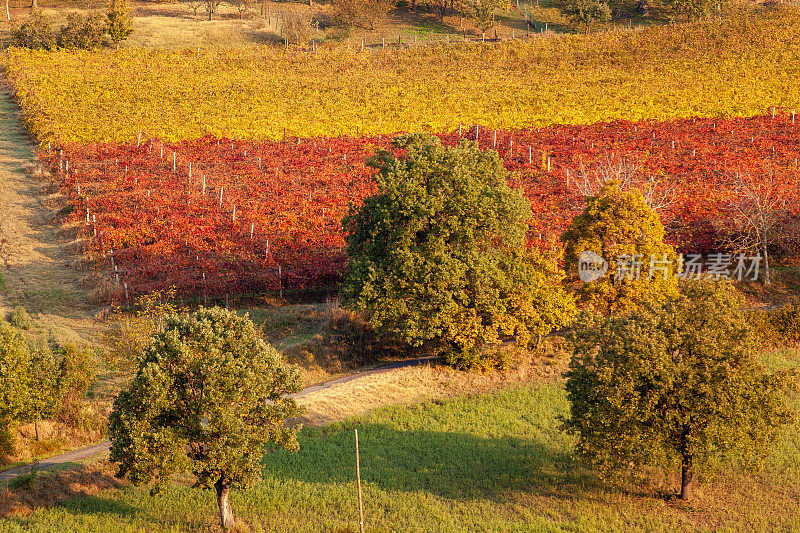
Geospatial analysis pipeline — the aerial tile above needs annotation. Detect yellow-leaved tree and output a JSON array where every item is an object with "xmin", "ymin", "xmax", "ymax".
[{"xmin": 561, "ymin": 181, "xmax": 679, "ymax": 314}]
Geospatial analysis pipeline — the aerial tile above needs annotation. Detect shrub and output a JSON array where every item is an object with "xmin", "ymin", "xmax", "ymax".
[
  {"xmin": 58, "ymin": 12, "xmax": 107, "ymax": 50},
  {"xmin": 332, "ymin": 0, "xmax": 394, "ymax": 30},
  {"xmin": 748, "ymin": 303, "xmax": 800, "ymax": 347},
  {"xmin": 343, "ymin": 134, "xmax": 575, "ymax": 370},
  {"xmin": 11, "ymin": 14, "xmax": 57, "ymax": 50},
  {"xmin": 283, "ymin": 14, "xmax": 313, "ymax": 45},
  {"xmin": 106, "ymin": 0, "xmax": 134, "ymax": 48},
  {"xmin": 9, "ymin": 306, "xmax": 33, "ymax": 330},
  {"xmin": 562, "ymin": 281, "xmax": 797, "ymax": 500}
]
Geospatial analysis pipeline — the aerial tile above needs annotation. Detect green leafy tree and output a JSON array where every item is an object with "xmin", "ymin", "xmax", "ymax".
[
  {"xmin": 109, "ymin": 307, "xmax": 304, "ymax": 530},
  {"xmin": 25, "ymin": 340, "xmax": 60, "ymax": 440},
  {"xmin": 666, "ymin": 0, "xmax": 712, "ymax": 21},
  {"xmin": 561, "ymin": 181, "xmax": 679, "ymax": 314},
  {"xmin": 342, "ymin": 134, "xmax": 575, "ymax": 370},
  {"xmin": 56, "ymin": 344, "xmax": 95, "ymax": 425},
  {"xmin": 564, "ymin": 0, "xmax": 611, "ymax": 33},
  {"xmin": 562, "ymin": 281, "xmax": 796, "ymax": 500},
  {"xmin": 0, "ymin": 321, "xmax": 32, "ymax": 462},
  {"xmin": 473, "ymin": 0, "xmax": 510, "ymax": 33},
  {"xmin": 106, "ymin": 0, "xmax": 134, "ymax": 49}
]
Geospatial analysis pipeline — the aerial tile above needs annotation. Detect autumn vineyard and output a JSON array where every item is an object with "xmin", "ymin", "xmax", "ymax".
[{"xmin": 45, "ymin": 112, "xmax": 800, "ymax": 302}]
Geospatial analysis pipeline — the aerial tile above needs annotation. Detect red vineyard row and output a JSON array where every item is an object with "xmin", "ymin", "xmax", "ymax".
[{"xmin": 44, "ymin": 113, "xmax": 800, "ymax": 302}]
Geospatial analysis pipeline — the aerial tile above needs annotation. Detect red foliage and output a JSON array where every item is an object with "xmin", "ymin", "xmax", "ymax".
[{"xmin": 45, "ymin": 114, "xmax": 800, "ymax": 302}]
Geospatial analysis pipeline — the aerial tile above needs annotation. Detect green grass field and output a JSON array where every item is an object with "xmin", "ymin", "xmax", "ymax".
[{"xmin": 3, "ymin": 348, "xmax": 799, "ymax": 532}]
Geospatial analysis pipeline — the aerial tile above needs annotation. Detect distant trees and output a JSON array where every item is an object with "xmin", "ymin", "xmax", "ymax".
[
  {"xmin": 472, "ymin": 0, "xmax": 510, "ymax": 33},
  {"xmin": 109, "ymin": 307, "xmax": 304, "ymax": 530},
  {"xmin": 563, "ymin": 281, "xmax": 796, "ymax": 500},
  {"xmin": 564, "ymin": 0, "xmax": 611, "ymax": 32},
  {"xmin": 342, "ymin": 134, "xmax": 575, "ymax": 370},
  {"xmin": 332, "ymin": 0, "xmax": 395, "ymax": 30},
  {"xmin": 0, "ymin": 317, "xmax": 95, "ymax": 463},
  {"xmin": 665, "ymin": 0, "xmax": 712, "ymax": 21},
  {"xmin": 11, "ymin": 4, "xmax": 134, "ymax": 50}
]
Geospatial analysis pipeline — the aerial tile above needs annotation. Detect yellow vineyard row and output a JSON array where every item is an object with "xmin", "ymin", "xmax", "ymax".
[{"xmin": 3, "ymin": 7, "xmax": 800, "ymax": 144}]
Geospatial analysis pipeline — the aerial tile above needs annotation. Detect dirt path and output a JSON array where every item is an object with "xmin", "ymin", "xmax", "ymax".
[
  {"xmin": 0, "ymin": 355, "xmax": 440, "ymax": 482},
  {"xmin": 0, "ymin": 86, "xmax": 103, "ymax": 344}
]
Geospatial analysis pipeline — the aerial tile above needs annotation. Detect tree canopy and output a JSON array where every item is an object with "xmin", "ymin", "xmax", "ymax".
[
  {"xmin": 562, "ymin": 281, "xmax": 796, "ymax": 500},
  {"xmin": 561, "ymin": 181, "xmax": 679, "ymax": 314},
  {"xmin": 109, "ymin": 307, "xmax": 303, "ymax": 529},
  {"xmin": 342, "ymin": 134, "xmax": 575, "ymax": 369}
]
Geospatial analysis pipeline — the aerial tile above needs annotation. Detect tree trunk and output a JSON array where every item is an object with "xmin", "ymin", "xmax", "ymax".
[
  {"xmin": 215, "ymin": 476, "xmax": 235, "ymax": 530},
  {"xmin": 763, "ymin": 239, "xmax": 771, "ymax": 286},
  {"xmin": 34, "ymin": 419, "xmax": 39, "ymax": 441},
  {"xmin": 31, "ymin": 0, "xmax": 37, "ymax": 11},
  {"xmin": 679, "ymin": 456, "xmax": 693, "ymax": 500},
  {"xmin": 5, "ymin": 0, "xmax": 10, "ymax": 22}
]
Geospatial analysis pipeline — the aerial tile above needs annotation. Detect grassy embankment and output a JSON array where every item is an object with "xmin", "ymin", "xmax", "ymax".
[{"xmin": 2, "ymin": 344, "xmax": 798, "ymax": 531}]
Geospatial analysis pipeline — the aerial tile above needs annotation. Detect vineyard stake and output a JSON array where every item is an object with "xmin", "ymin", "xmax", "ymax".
[
  {"xmin": 232, "ymin": 205, "xmax": 236, "ymax": 222},
  {"xmin": 202, "ymin": 175, "xmax": 206, "ymax": 195},
  {"xmin": 547, "ymin": 156, "xmax": 551, "ymax": 173},
  {"xmin": 493, "ymin": 130, "xmax": 497, "ymax": 148},
  {"xmin": 173, "ymin": 152, "xmax": 176, "ymax": 173},
  {"xmin": 220, "ymin": 187, "xmax": 224, "ymax": 207},
  {"xmin": 528, "ymin": 146, "xmax": 532, "ymax": 165},
  {"xmin": 266, "ymin": 240, "xmax": 270, "ymax": 256},
  {"xmin": 475, "ymin": 125, "xmax": 479, "ymax": 141},
  {"xmin": 355, "ymin": 429, "xmax": 365, "ymax": 533},
  {"xmin": 189, "ymin": 162, "xmax": 192, "ymax": 179},
  {"xmin": 459, "ymin": 123, "xmax": 462, "ymax": 137},
  {"xmin": 250, "ymin": 223, "xmax": 254, "ymax": 239},
  {"xmin": 137, "ymin": 131, "xmax": 142, "ymax": 147}
]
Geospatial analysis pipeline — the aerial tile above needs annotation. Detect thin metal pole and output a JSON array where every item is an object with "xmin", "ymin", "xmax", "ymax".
[{"xmin": 355, "ymin": 429, "xmax": 364, "ymax": 533}]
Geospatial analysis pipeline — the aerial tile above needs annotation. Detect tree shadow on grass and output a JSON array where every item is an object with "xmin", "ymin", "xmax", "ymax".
[
  {"xmin": 262, "ymin": 423, "xmax": 606, "ymax": 502},
  {"xmin": 0, "ymin": 463, "xmax": 135, "ymax": 518}
]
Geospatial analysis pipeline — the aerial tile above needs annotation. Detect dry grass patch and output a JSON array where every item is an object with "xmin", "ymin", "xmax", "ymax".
[
  {"xmin": 0, "ymin": 461, "xmax": 126, "ymax": 518},
  {"xmin": 298, "ymin": 340, "xmax": 570, "ymax": 425}
]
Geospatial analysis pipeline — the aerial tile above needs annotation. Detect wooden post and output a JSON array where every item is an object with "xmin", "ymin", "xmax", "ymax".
[
  {"xmin": 137, "ymin": 131, "xmax": 142, "ymax": 147},
  {"xmin": 355, "ymin": 429, "xmax": 365, "ymax": 533}
]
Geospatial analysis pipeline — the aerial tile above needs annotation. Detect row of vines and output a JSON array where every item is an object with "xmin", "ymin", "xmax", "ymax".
[
  {"xmin": 5, "ymin": 8, "xmax": 800, "ymax": 144},
  {"xmin": 48, "ymin": 113, "xmax": 800, "ymax": 301}
]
